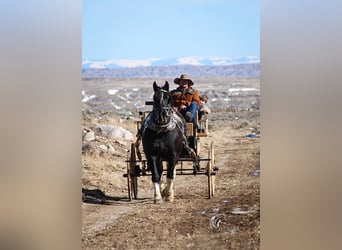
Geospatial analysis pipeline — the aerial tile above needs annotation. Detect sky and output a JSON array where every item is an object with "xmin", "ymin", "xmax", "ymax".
[{"xmin": 82, "ymin": 0, "xmax": 259, "ymax": 61}]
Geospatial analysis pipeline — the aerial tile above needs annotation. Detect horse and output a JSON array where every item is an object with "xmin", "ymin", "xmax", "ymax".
[{"xmin": 141, "ymin": 81, "xmax": 186, "ymax": 203}]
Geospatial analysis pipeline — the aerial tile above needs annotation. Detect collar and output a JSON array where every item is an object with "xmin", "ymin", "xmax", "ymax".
[{"xmin": 143, "ymin": 112, "xmax": 177, "ymax": 134}]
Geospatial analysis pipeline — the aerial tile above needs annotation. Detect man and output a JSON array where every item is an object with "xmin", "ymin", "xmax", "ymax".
[{"xmin": 170, "ymin": 74, "xmax": 200, "ymax": 122}]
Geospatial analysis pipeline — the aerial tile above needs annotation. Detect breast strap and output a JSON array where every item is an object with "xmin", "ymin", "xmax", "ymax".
[{"xmin": 143, "ymin": 113, "xmax": 177, "ymax": 134}]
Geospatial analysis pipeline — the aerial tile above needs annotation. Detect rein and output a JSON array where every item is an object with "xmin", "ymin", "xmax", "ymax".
[{"xmin": 152, "ymin": 89, "xmax": 172, "ymax": 125}]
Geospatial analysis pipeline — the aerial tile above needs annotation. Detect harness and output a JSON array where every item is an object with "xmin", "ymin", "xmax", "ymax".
[
  {"xmin": 140, "ymin": 109, "xmax": 194, "ymax": 157},
  {"xmin": 144, "ymin": 112, "xmax": 177, "ymax": 134}
]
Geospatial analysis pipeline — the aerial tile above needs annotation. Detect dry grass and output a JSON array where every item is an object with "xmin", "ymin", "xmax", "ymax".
[{"xmin": 81, "ymin": 78, "xmax": 260, "ymax": 249}]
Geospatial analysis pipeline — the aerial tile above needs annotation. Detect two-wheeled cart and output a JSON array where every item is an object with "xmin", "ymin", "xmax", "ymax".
[{"xmin": 123, "ymin": 104, "xmax": 218, "ymax": 200}]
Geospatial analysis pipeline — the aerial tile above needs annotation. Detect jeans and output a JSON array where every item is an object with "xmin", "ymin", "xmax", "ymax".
[{"xmin": 180, "ymin": 101, "xmax": 198, "ymax": 122}]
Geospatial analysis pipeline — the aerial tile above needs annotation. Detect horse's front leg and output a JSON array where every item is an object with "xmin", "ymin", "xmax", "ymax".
[
  {"xmin": 150, "ymin": 156, "xmax": 163, "ymax": 203},
  {"xmin": 162, "ymin": 158, "xmax": 177, "ymax": 202},
  {"xmin": 153, "ymin": 183, "xmax": 162, "ymax": 203}
]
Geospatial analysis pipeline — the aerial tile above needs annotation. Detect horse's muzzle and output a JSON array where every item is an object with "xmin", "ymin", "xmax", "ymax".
[{"xmin": 154, "ymin": 108, "xmax": 171, "ymax": 125}]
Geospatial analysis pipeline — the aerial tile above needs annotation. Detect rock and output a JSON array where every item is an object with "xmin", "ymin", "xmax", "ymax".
[
  {"xmin": 231, "ymin": 208, "xmax": 253, "ymax": 215},
  {"xmin": 245, "ymin": 133, "xmax": 260, "ymax": 138},
  {"xmin": 96, "ymin": 125, "xmax": 134, "ymax": 141},
  {"xmin": 84, "ymin": 131, "xmax": 95, "ymax": 141},
  {"xmin": 253, "ymin": 169, "xmax": 260, "ymax": 176},
  {"xmin": 115, "ymin": 140, "xmax": 127, "ymax": 147},
  {"xmin": 82, "ymin": 143, "xmax": 91, "ymax": 154},
  {"xmin": 107, "ymin": 143, "xmax": 115, "ymax": 153}
]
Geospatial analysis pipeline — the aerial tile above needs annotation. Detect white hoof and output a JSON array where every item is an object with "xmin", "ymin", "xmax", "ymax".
[
  {"xmin": 162, "ymin": 189, "xmax": 174, "ymax": 202},
  {"xmin": 164, "ymin": 195, "xmax": 174, "ymax": 202},
  {"xmin": 154, "ymin": 198, "xmax": 163, "ymax": 204}
]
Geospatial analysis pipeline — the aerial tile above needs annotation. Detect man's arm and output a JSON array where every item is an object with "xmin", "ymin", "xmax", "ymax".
[
  {"xmin": 171, "ymin": 92, "xmax": 184, "ymax": 109},
  {"xmin": 192, "ymin": 90, "xmax": 201, "ymax": 105}
]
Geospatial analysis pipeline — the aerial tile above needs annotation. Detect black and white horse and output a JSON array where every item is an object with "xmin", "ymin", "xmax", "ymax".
[{"xmin": 141, "ymin": 81, "xmax": 186, "ymax": 203}]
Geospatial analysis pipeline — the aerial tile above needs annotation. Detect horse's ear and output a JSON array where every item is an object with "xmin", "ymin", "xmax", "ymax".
[
  {"xmin": 163, "ymin": 81, "xmax": 169, "ymax": 91},
  {"xmin": 153, "ymin": 81, "xmax": 158, "ymax": 91}
]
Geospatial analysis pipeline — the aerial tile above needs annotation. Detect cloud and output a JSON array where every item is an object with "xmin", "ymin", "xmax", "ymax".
[{"xmin": 83, "ymin": 58, "xmax": 161, "ymax": 68}]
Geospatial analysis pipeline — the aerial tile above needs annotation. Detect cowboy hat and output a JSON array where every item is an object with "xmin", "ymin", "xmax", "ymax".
[{"xmin": 174, "ymin": 74, "xmax": 194, "ymax": 86}]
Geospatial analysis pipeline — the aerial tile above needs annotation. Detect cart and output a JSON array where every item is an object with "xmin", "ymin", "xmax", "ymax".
[{"xmin": 123, "ymin": 103, "xmax": 218, "ymax": 200}]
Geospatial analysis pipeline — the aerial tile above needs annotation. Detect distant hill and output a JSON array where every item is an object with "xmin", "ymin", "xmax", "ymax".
[
  {"xmin": 82, "ymin": 63, "xmax": 260, "ymax": 78},
  {"xmin": 82, "ymin": 56, "xmax": 259, "ymax": 69}
]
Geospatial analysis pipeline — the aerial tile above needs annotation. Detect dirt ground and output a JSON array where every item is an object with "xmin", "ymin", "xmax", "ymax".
[{"xmin": 82, "ymin": 109, "xmax": 260, "ymax": 249}]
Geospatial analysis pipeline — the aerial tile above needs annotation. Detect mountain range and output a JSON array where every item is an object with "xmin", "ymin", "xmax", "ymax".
[
  {"xmin": 82, "ymin": 56, "xmax": 260, "ymax": 78},
  {"xmin": 82, "ymin": 63, "xmax": 260, "ymax": 79},
  {"xmin": 82, "ymin": 56, "xmax": 260, "ymax": 69}
]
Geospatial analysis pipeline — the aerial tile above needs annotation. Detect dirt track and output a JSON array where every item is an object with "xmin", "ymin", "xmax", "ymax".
[{"xmin": 82, "ymin": 110, "xmax": 260, "ymax": 249}]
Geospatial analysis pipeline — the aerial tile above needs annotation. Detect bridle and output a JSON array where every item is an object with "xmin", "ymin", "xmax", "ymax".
[{"xmin": 152, "ymin": 88, "xmax": 173, "ymax": 127}]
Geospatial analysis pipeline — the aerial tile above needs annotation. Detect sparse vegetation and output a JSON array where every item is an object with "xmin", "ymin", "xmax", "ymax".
[{"xmin": 82, "ymin": 77, "xmax": 260, "ymax": 249}]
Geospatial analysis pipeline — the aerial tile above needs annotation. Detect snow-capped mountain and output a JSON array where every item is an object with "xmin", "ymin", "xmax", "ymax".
[{"xmin": 82, "ymin": 56, "xmax": 259, "ymax": 69}]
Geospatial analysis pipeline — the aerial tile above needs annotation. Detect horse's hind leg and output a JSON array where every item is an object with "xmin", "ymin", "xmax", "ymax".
[{"xmin": 163, "ymin": 178, "xmax": 174, "ymax": 202}]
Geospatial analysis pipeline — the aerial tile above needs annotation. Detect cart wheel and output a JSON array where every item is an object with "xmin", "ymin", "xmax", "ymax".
[
  {"xmin": 197, "ymin": 136, "xmax": 201, "ymax": 156},
  {"xmin": 126, "ymin": 149, "xmax": 132, "ymax": 201},
  {"xmin": 129, "ymin": 143, "xmax": 138, "ymax": 199},
  {"xmin": 207, "ymin": 141, "xmax": 216, "ymax": 199}
]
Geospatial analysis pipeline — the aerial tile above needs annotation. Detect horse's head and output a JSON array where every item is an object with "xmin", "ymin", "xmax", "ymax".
[{"xmin": 152, "ymin": 81, "xmax": 172, "ymax": 125}]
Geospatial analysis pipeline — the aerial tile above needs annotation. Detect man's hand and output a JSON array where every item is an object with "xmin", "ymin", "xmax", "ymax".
[{"xmin": 180, "ymin": 104, "xmax": 187, "ymax": 109}]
